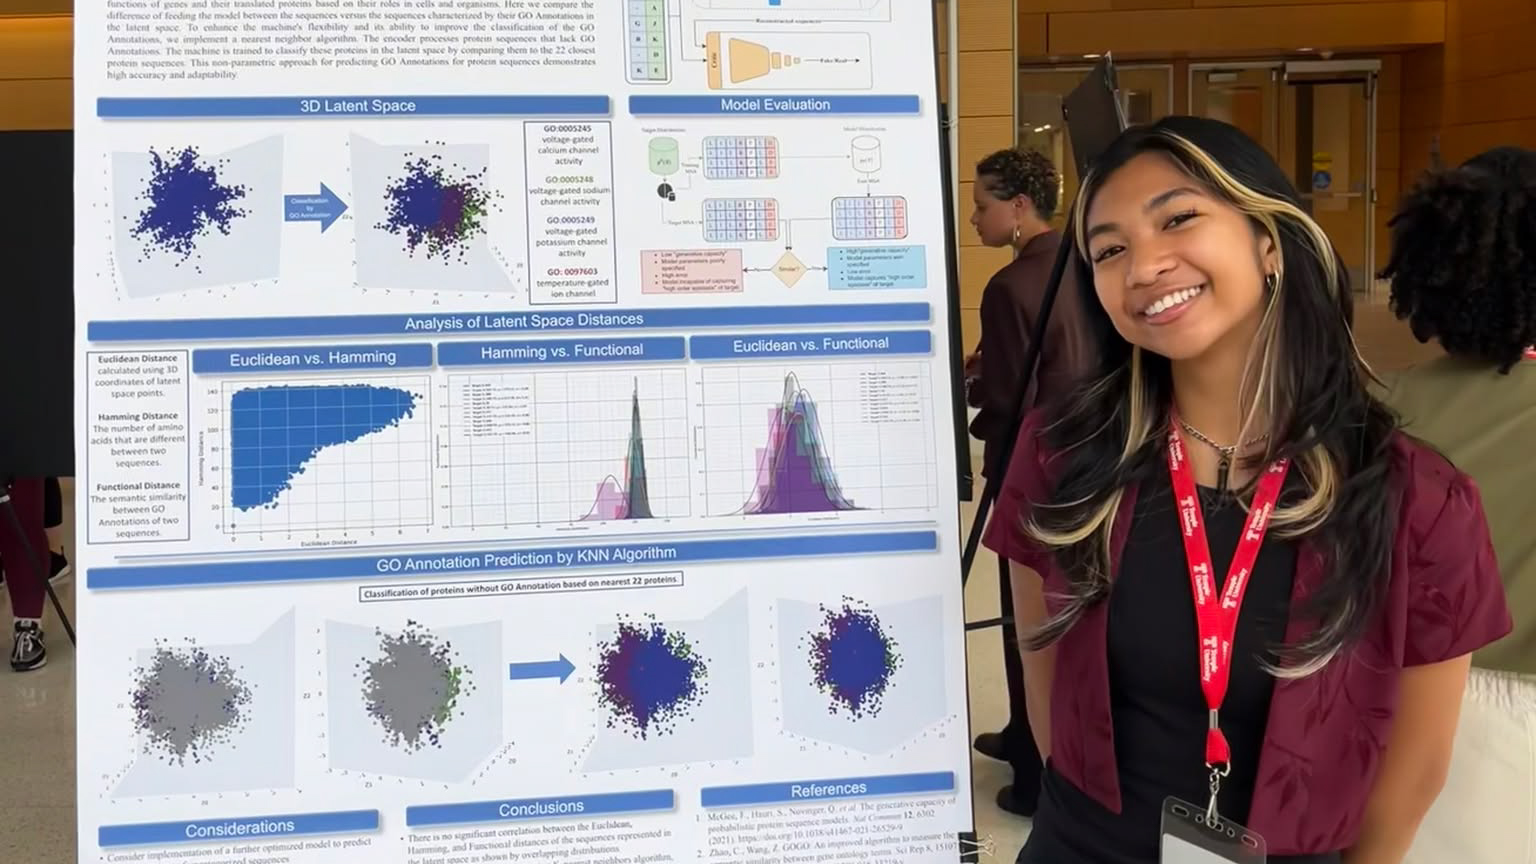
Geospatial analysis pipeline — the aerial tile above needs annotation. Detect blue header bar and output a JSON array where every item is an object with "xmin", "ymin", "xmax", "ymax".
[
  {"xmin": 87, "ymin": 303, "xmax": 930, "ymax": 343},
  {"xmin": 629, "ymin": 95, "xmax": 921, "ymax": 116},
  {"xmin": 87, "ymin": 530, "xmax": 938, "ymax": 590},
  {"xmin": 98, "ymin": 95, "xmax": 610, "ymax": 119},
  {"xmin": 701, "ymin": 772, "xmax": 955, "ymax": 808},
  {"xmin": 438, "ymin": 337, "xmax": 684, "ymax": 367},
  {"xmin": 690, "ymin": 329, "xmax": 931, "ymax": 360},
  {"xmin": 407, "ymin": 790, "xmax": 674, "ymax": 828},
  {"xmin": 99, "ymin": 810, "xmax": 379, "ymax": 848},
  {"xmin": 191, "ymin": 343, "xmax": 432, "ymax": 374}
]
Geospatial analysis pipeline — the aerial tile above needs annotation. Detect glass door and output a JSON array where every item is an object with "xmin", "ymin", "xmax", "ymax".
[
  {"xmin": 1189, "ymin": 64, "xmax": 1280, "ymax": 156},
  {"xmin": 1282, "ymin": 62, "xmax": 1377, "ymax": 296}
]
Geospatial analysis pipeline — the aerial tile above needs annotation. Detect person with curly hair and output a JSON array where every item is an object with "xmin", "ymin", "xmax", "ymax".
[
  {"xmin": 1379, "ymin": 145, "xmax": 1536, "ymax": 864},
  {"xmin": 964, "ymin": 146, "xmax": 1095, "ymax": 818}
]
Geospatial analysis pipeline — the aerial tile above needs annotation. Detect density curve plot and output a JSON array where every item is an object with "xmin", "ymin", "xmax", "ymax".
[
  {"xmin": 441, "ymin": 368, "xmax": 690, "ymax": 528},
  {"xmin": 110, "ymin": 136, "xmax": 283, "ymax": 298},
  {"xmin": 324, "ymin": 618, "xmax": 502, "ymax": 783},
  {"xmin": 350, "ymin": 134, "xmax": 517, "ymax": 294},
  {"xmin": 581, "ymin": 589, "xmax": 753, "ymax": 773},
  {"xmin": 777, "ymin": 594, "xmax": 948, "ymax": 753},
  {"xmin": 112, "ymin": 610, "xmax": 296, "ymax": 799},
  {"xmin": 218, "ymin": 375, "xmax": 432, "ymax": 536},
  {"xmin": 700, "ymin": 362, "xmax": 939, "ymax": 517}
]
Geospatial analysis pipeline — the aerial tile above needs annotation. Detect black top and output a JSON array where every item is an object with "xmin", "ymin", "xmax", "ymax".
[{"xmin": 1018, "ymin": 471, "xmax": 1342, "ymax": 864}]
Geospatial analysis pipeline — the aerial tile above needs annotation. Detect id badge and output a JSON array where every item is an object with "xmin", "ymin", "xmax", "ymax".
[{"xmin": 1159, "ymin": 797, "xmax": 1266, "ymax": 863}]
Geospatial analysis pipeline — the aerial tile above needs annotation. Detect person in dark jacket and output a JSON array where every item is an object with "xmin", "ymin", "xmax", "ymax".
[{"xmin": 965, "ymin": 147, "xmax": 1094, "ymax": 816}]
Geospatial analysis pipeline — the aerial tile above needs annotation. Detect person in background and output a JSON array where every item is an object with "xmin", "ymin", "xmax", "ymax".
[
  {"xmin": 3, "ymin": 476, "xmax": 52, "ymax": 671},
  {"xmin": 2, "ymin": 476, "xmax": 71, "ymax": 590},
  {"xmin": 1378, "ymin": 145, "xmax": 1535, "ymax": 864},
  {"xmin": 964, "ymin": 146, "xmax": 1093, "ymax": 817},
  {"xmin": 985, "ymin": 116, "xmax": 1511, "ymax": 862}
]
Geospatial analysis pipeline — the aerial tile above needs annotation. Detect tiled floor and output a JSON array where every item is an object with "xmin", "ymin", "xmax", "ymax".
[{"xmin": 0, "ymin": 295, "xmax": 1431, "ymax": 863}]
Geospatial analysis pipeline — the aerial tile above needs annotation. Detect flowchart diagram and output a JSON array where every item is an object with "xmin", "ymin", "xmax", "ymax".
[
  {"xmin": 627, "ymin": 0, "xmax": 892, "ymax": 90},
  {"xmin": 641, "ymin": 130, "xmax": 925, "ymax": 296}
]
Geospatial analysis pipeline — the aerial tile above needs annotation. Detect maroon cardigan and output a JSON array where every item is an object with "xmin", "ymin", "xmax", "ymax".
[{"xmin": 983, "ymin": 412, "xmax": 1513, "ymax": 855}]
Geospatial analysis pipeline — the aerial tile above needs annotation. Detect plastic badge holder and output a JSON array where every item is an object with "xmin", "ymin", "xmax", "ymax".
[{"xmin": 1161, "ymin": 797, "xmax": 1267, "ymax": 864}]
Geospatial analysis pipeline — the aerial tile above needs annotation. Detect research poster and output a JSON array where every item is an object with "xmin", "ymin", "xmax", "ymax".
[{"xmin": 74, "ymin": 1, "xmax": 972, "ymax": 861}]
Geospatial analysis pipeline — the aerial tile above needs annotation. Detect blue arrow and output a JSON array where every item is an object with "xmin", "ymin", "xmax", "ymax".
[
  {"xmin": 283, "ymin": 183, "xmax": 348, "ymax": 232},
  {"xmin": 508, "ymin": 654, "xmax": 575, "ymax": 684}
]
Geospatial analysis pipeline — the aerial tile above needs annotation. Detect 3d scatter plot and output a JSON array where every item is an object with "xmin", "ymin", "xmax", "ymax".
[
  {"xmin": 595, "ymin": 614, "xmax": 708, "ymax": 740},
  {"xmin": 359, "ymin": 620, "xmax": 474, "ymax": 753},
  {"xmin": 111, "ymin": 136, "xmax": 283, "ymax": 298},
  {"xmin": 129, "ymin": 639, "xmax": 253, "ymax": 767},
  {"xmin": 582, "ymin": 590, "xmax": 755, "ymax": 773},
  {"xmin": 806, "ymin": 597, "xmax": 902, "ymax": 719},
  {"xmin": 376, "ymin": 148, "xmax": 499, "ymax": 262},
  {"xmin": 229, "ymin": 382, "xmax": 421, "ymax": 513},
  {"xmin": 128, "ymin": 146, "xmax": 249, "ymax": 267}
]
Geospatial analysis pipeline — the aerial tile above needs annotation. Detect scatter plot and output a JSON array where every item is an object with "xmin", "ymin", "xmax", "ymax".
[
  {"xmin": 327, "ymin": 619, "xmax": 501, "ymax": 783},
  {"xmin": 111, "ymin": 136, "xmax": 283, "ymax": 298},
  {"xmin": 113, "ymin": 611, "xmax": 296, "ymax": 799},
  {"xmin": 583, "ymin": 590, "xmax": 754, "ymax": 773},
  {"xmin": 351, "ymin": 134, "xmax": 518, "ymax": 293},
  {"xmin": 377, "ymin": 151, "xmax": 499, "ymax": 262},
  {"xmin": 595, "ymin": 614, "xmax": 708, "ymax": 740},
  {"xmin": 128, "ymin": 146, "xmax": 249, "ymax": 266},
  {"xmin": 806, "ymin": 597, "xmax": 902, "ymax": 719},
  {"xmin": 778, "ymin": 595, "xmax": 948, "ymax": 754},
  {"xmin": 130, "ymin": 640, "xmax": 253, "ymax": 766},
  {"xmin": 360, "ymin": 621, "xmax": 473, "ymax": 753},
  {"xmin": 220, "ymin": 375, "xmax": 433, "ymax": 536}
]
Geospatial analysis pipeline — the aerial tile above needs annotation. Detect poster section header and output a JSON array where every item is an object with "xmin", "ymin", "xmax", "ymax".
[
  {"xmin": 406, "ymin": 790, "xmax": 676, "ymax": 828},
  {"xmin": 98, "ymin": 810, "xmax": 380, "ymax": 848},
  {"xmin": 86, "ymin": 530, "xmax": 941, "ymax": 590},
  {"xmin": 191, "ymin": 343, "xmax": 433, "ymax": 374},
  {"xmin": 87, "ymin": 303, "xmax": 932, "ymax": 342},
  {"xmin": 97, "ymin": 95, "xmax": 612, "ymax": 119},
  {"xmin": 628, "ymin": 95, "xmax": 922, "ymax": 116},
  {"xmin": 700, "ymin": 771, "xmax": 957, "ymax": 808},
  {"xmin": 690, "ymin": 330, "xmax": 931, "ymax": 359}
]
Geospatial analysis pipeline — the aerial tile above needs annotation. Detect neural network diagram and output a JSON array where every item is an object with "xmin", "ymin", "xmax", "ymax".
[
  {"xmin": 222, "ymin": 376, "xmax": 432, "ymax": 535},
  {"xmin": 702, "ymin": 363, "xmax": 939, "ymax": 516},
  {"xmin": 111, "ymin": 136, "xmax": 283, "ymax": 298}
]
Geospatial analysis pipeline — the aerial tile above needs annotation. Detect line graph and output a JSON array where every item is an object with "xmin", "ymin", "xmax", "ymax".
[
  {"xmin": 220, "ymin": 376, "xmax": 432, "ymax": 535},
  {"xmin": 700, "ymin": 362, "xmax": 937, "ymax": 516},
  {"xmin": 440, "ymin": 368, "xmax": 690, "ymax": 527}
]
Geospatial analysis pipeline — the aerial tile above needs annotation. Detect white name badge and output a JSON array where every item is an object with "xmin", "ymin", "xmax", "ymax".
[{"xmin": 1160, "ymin": 797, "xmax": 1266, "ymax": 864}]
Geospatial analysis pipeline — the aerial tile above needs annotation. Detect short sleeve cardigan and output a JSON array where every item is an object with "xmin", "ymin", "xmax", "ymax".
[{"xmin": 982, "ymin": 412, "xmax": 1513, "ymax": 856}]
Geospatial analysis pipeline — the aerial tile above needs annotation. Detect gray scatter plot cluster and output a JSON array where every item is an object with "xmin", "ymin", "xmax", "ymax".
[
  {"xmin": 130, "ymin": 640, "xmax": 254, "ymax": 766},
  {"xmin": 360, "ymin": 620, "xmax": 473, "ymax": 753}
]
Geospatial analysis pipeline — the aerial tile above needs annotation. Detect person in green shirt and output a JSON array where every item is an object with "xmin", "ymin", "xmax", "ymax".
[{"xmin": 1381, "ymin": 145, "xmax": 1535, "ymax": 864}]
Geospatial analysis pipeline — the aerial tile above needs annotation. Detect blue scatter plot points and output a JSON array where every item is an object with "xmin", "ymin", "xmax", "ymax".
[
  {"xmin": 229, "ymin": 384, "xmax": 419, "ymax": 513},
  {"xmin": 129, "ymin": 146, "xmax": 249, "ymax": 268}
]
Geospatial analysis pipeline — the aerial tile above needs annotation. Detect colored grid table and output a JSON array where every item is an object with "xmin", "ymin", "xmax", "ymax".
[
  {"xmin": 703, "ymin": 136, "xmax": 780, "ymax": 180},
  {"xmin": 832, "ymin": 196, "xmax": 908, "ymax": 241},
  {"xmin": 703, "ymin": 198, "xmax": 779, "ymax": 242},
  {"xmin": 626, "ymin": 0, "xmax": 668, "ymax": 83}
]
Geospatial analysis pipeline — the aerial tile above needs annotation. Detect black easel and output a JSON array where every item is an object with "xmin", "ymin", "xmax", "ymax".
[
  {"xmin": 960, "ymin": 58, "xmax": 1128, "ymax": 632},
  {"xmin": 0, "ymin": 481, "xmax": 75, "ymax": 645}
]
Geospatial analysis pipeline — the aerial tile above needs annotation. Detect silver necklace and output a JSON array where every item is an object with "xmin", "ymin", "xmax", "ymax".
[{"xmin": 1177, "ymin": 418, "xmax": 1268, "ymax": 493}]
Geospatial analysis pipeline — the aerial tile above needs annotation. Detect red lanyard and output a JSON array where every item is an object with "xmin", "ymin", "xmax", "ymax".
[{"xmin": 1166, "ymin": 411, "xmax": 1290, "ymax": 769}]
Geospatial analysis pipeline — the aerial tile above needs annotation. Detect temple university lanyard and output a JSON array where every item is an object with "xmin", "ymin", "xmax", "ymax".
[{"xmin": 1166, "ymin": 412, "xmax": 1290, "ymax": 829}]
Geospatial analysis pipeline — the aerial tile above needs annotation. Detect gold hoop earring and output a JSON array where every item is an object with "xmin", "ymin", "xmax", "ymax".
[
  {"xmin": 1264, "ymin": 272, "xmax": 1279, "ymax": 292},
  {"xmin": 1012, "ymin": 224, "xmax": 1021, "ymax": 247}
]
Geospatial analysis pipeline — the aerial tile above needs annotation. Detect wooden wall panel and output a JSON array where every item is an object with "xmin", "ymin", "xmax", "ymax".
[
  {"xmin": 956, "ymin": 0, "xmax": 1015, "ymax": 52},
  {"xmin": 957, "ymin": 115, "xmax": 1017, "ymax": 181},
  {"xmin": 0, "ymin": 16, "xmax": 71, "ymax": 131},
  {"xmin": 957, "ymin": 51, "xmax": 1018, "ymax": 118},
  {"xmin": 0, "ymin": 79, "xmax": 71, "ymax": 130},
  {"xmin": 1045, "ymin": 1, "xmax": 1444, "ymax": 55}
]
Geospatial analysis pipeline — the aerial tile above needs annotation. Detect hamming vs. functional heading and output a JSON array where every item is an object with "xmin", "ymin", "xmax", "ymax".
[{"xmin": 405, "ymin": 312, "xmax": 646, "ymax": 332}]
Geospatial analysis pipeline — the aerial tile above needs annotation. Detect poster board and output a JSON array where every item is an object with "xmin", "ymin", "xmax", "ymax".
[{"xmin": 73, "ymin": 1, "xmax": 973, "ymax": 861}]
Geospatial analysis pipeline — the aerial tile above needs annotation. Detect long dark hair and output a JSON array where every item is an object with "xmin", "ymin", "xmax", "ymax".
[{"xmin": 1024, "ymin": 116, "xmax": 1398, "ymax": 677}]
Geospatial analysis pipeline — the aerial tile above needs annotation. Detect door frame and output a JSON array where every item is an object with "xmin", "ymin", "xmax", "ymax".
[
  {"xmin": 1186, "ymin": 61, "xmax": 1283, "ymax": 154},
  {"xmin": 1284, "ymin": 59, "xmax": 1380, "ymax": 297}
]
